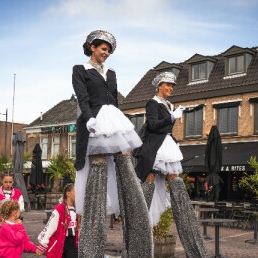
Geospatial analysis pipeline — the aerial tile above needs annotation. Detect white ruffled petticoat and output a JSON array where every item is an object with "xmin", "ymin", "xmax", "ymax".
[
  {"xmin": 75, "ymin": 104, "xmax": 142, "ymax": 215},
  {"xmin": 150, "ymin": 134, "xmax": 184, "ymax": 226}
]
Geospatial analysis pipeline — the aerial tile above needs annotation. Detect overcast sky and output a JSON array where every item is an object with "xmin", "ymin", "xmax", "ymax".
[{"xmin": 1, "ymin": 0, "xmax": 258, "ymax": 124}]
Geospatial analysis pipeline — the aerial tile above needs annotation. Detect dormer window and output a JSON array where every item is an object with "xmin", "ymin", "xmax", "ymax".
[
  {"xmin": 187, "ymin": 54, "xmax": 217, "ymax": 85},
  {"xmin": 191, "ymin": 61, "xmax": 214, "ymax": 81},
  {"xmin": 223, "ymin": 46, "xmax": 254, "ymax": 78},
  {"xmin": 227, "ymin": 53, "xmax": 252, "ymax": 75},
  {"xmin": 154, "ymin": 61, "xmax": 182, "ymax": 79}
]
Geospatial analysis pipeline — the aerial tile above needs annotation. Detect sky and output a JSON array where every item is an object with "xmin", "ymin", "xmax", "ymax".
[{"xmin": 0, "ymin": 0, "xmax": 258, "ymax": 124}]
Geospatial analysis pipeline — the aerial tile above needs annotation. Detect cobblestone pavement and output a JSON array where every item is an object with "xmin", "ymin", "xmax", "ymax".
[{"xmin": 22, "ymin": 210, "xmax": 258, "ymax": 257}]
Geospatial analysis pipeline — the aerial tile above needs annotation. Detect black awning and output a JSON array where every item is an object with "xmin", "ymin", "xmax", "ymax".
[{"xmin": 180, "ymin": 142, "xmax": 258, "ymax": 173}]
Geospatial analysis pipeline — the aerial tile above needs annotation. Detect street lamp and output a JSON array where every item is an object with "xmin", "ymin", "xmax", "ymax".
[{"xmin": 0, "ymin": 109, "xmax": 8, "ymax": 157}]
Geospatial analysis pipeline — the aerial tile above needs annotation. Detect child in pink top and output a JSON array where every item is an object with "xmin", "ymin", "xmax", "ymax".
[{"xmin": 0, "ymin": 200, "xmax": 42, "ymax": 257}]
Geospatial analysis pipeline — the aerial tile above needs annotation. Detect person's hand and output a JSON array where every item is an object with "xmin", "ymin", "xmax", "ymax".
[
  {"xmin": 35, "ymin": 248, "xmax": 44, "ymax": 255},
  {"xmin": 36, "ymin": 246, "xmax": 45, "ymax": 256},
  {"xmin": 86, "ymin": 117, "xmax": 97, "ymax": 133},
  {"xmin": 172, "ymin": 105, "xmax": 185, "ymax": 119},
  {"xmin": 15, "ymin": 219, "xmax": 22, "ymax": 224}
]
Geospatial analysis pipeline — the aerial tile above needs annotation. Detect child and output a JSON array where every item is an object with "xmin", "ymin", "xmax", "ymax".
[
  {"xmin": 0, "ymin": 171, "xmax": 25, "ymax": 212},
  {"xmin": 0, "ymin": 200, "xmax": 42, "ymax": 257},
  {"xmin": 38, "ymin": 183, "xmax": 78, "ymax": 258}
]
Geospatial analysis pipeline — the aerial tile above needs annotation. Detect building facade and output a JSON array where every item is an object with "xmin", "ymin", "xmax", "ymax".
[
  {"xmin": 120, "ymin": 45, "xmax": 258, "ymax": 201},
  {"xmin": 0, "ymin": 120, "xmax": 27, "ymax": 158},
  {"xmin": 24, "ymin": 45, "xmax": 258, "ymax": 202}
]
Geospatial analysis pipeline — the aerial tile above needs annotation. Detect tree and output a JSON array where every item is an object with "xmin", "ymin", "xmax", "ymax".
[{"xmin": 239, "ymin": 156, "xmax": 258, "ymax": 201}]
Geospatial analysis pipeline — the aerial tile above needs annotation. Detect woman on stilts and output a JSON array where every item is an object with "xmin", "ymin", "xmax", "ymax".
[
  {"xmin": 135, "ymin": 72, "xmax": 207, "ymax": 258},
  {"xmin": 72, "ymin": 30, "xmax": 153, "ymax": 257}
]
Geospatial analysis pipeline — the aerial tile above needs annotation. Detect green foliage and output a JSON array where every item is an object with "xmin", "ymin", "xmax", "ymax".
[
  {"xmin": 153, "ymin": 208, "xmax": 173, "ymax": 239},
  {"xmin": 0, "ymin": 155, "xmax": 12, "ymax": 171},
  {"xmin": 24, "ymin": 152, "xmax": 31, "ymax": 162},
  {"xmin": 239, "ymin": 156, "xmax": 258, "ymax": 200},
  {"xmin": 47, "ymin": 152, "xmax": 76, "ymax": 182}
]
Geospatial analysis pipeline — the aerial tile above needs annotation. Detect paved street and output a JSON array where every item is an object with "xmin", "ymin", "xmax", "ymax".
[{"xmin": 22, "ymin": 209, "xmax": 258, "ymax": 257}]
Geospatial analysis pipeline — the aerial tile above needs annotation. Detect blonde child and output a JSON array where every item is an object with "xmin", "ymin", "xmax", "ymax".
[
  {"xmin": 0, "ymin": 200, "xmax": 42, "ymax": 257},
  {"xmin": 38, "ymin": 183, "xmax": 78, "ymax": 258}
]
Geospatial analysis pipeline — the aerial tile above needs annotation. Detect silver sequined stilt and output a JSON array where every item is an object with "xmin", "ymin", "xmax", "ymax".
[
  {"xmin": 168, "ymin": 177, "xmax": 207, "ymax": 258},
  {"xmin": 141, "ymin": 181, "xmax": 155, "ymax": 210},
  {"xmin": 114, "ymin": 155, "xmax": 154, "ymax": 258},
  {"xmin": 79, "ymin": 160, "xmax": 107, "ymax": 258}
]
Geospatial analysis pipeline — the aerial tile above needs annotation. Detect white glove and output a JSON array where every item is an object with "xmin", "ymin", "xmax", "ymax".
[
  {"xmin": 86, "ymin": 117, "xmax": 97, "ymax": 133},
  {"xmin": 172, "ymin": 105, "xmax": 185, "ymax": 119}
]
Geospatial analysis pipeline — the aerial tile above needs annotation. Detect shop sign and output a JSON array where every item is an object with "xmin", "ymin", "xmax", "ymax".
[{"xmin": 221, "ymin": 165, "xmax": 246, "ymax": 172}]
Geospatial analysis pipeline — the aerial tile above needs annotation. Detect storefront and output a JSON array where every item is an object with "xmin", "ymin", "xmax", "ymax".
[{"xmin": 180, "ymin": 142, "xmax": 258, "ymax": 201}]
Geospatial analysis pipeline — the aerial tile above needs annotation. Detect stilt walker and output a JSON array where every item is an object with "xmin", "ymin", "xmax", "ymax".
[
  {"xmin": 72, "ymin": 30, "xmax": 153, "ymax": 258},
  {"xmin": 135, "ymin": 72, "xmax": 207, "ymax": 258}
]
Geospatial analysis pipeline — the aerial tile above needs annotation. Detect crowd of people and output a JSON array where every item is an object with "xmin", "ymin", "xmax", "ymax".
[{"xmin": 0, "ymin": 29, "xmax": 207, "ymax": 258}]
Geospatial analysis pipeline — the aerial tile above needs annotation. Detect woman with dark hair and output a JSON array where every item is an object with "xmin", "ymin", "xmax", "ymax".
[
  {"xmin": 72, "ymin": 30, "xmax": 153, "ymax": 257},
  {"xmin": 135, "ymin": 72, "xmax": 207, "ymax": 258},
  {"xmin": 38, "ymin": 183, "xmax": 78, "ymax": 258}
]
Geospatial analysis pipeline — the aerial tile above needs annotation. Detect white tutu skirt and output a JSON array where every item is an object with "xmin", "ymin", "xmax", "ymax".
[
  {"xmin": 75, "ymin": 155, "xmax": 120, "ymax": 216},
  {"xmin": 149, "ymin": 174, "xmax": 171, "ymax": 227},
  {"xmin": 88, "ymin": 104, "xmax": 142, "ymax": 154},
  {"xmin": 153, "ymin": 135, "xmax": 183, "ymax": 175},
  {"xmin": 150, "ymin": 135, "xmax": 184, "ymax": 226},
  {"xmin": 75, "ymin": 104, "xmax": 141, "ymax": 215}
]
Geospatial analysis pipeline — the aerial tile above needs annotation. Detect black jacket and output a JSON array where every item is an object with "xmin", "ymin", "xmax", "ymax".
[
  {"xmin": 135, "ymin": 98, "xmax": 176, "ymax": 182},
  {"xmin": 72, "ymin": 65, "xmax": 118, "ymax": 170}
]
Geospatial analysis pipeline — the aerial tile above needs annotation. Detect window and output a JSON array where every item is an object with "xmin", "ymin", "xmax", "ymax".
[
  {"xmin": 218, "ymin": 107, "xmax": 238, "ymax": 134},
  {"xmin": 128, "ymin": 114, "xmax": 144, "ymax": 133},
  {"xmin": 185, "ymin": 108, "xmax": 203, "ymax": 137},
  {"xmin": 249, "ymin": 97, "xmax": 258, "ymax": 134},
  {"xmin": 227, "ymin": 53, "xmax": 252, "ymax": 75},
  {"xmin": 191, "ymin": 61, "xmax": 214, "ymax": 81},
  {"xmin": 51, "ymin": 136, "xmax": 60, "ymax": 156},
  {"xmin": 69, "ymin": 134, "xmax": 76, "ymax": 157},
  {"xmin": 255, "ymin": 103, "xmax": 258, "ymax": 134},
  {"xmin": 229, "ymin": 55, "xmax": 244, "ymax": 74},
  {"xmin": 40, "ymin": 137, "xmax": 48, "ymax": 159}
]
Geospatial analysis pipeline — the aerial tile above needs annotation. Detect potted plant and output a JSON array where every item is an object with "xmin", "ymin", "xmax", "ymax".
[
  {"xmin": 153, "ymin": 207, "xmax": 176, "ymax": 258},
  {"xmin": 47, "ymin": 151, "xmax": 76, "ymax": 192}
]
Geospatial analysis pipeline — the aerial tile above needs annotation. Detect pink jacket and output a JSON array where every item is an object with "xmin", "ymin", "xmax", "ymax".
[
  {"xmin": 0, "ymin": 186, "xmax": 22, "ymax": 202},
  {"xmin": 0, "ymin": 222, "xmax": 37, "ymax": 258}
]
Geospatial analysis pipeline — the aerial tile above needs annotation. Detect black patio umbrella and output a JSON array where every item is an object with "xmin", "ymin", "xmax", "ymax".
[
  {"xmin": 204, "ymin": 125, "xmax": 224, "ymax": 202},
  {"xmin": 29, "ymin": 143, "xmax": 45, "ymax": 195},
  {"xmin": 12, "ymin": 130, "xmax": 30, "ymax": 207}
]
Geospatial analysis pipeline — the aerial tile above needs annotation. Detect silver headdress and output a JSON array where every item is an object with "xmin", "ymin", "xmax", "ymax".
[
  {"xmin": 86, "ymin": 30, "xmax": 116, "ymax": 54},
  {"xmin": 152, "ymin": 72, "xmax": 177, "ymax": 88}
]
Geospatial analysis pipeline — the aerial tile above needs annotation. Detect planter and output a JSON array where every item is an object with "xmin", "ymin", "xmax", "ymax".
[
  {"xmin": 154, "ymin": 235, "xmax": 176, "ymax": 258},
  {"xmin": 45, "ymin": 192, "xmax": 63, "ymax": 210}
]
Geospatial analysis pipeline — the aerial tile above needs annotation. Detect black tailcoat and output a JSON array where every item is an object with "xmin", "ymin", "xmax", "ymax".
[
  {"xmin": 135, "ymin": 99, "xmax": 176, "ymax": 182},
  {"xmin": 72, "ymin": 65, "xmax": 118, "ymax": 170}
]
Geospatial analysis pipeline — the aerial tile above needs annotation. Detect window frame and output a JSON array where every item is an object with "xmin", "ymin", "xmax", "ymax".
[
  {"xmin": 69, "ymin": 133, "xmax": 76, "ymax": 158},
  {"xmin": 225, "ymin": 53, "xmax": 253, "ymax": 76},
  {"xmin": 190, "ymin": 60, "xmax": 214, "ymax": 82},
  {"xmin": 51, "ymin": 135, "xmax": 60, "ymax": 157},
  {"xmin": 184, "ymin": 107, "xmax": 203, "ymax": 138},
  {"xmin": 254, "ymin": 102, "xmax": 258, "ymax": 134},
  {"xmin": 40, "ymin": 136, "xmax": 48, "ymax": 160},
  {"xmin": 127, "ymin": 113, "xmax": 145, "ymax": 133}
]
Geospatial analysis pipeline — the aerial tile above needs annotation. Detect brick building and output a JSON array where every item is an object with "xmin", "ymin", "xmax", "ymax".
[
  {"xmin": 120, "ymin": 45, "xmax": 258, "ymax": 201},
  {"xmin": 0, "ymin": 119, "xmax": 27, "ymax": 158},
  {"xmin": 24, "ymin": 45, "xmax": 258, "ymax": 201}
]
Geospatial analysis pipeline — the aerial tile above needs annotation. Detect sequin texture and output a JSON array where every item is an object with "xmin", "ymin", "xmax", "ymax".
[
  {"xmin": 168, "ymin": 177, "xmax": 207, "ymax": 258},
  {"xmin": 114, "ymin": 155, "xmax": 154, "ymax": 257}
]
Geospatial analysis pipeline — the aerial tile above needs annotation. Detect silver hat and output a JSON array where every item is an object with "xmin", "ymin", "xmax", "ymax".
[
  {"xmin": 152, "ymin": 72, "xmax": 177, "ymax": 88},
  {"xmin": 86, "ymin": 30, "xmax": 116, "ymax": 53}
]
